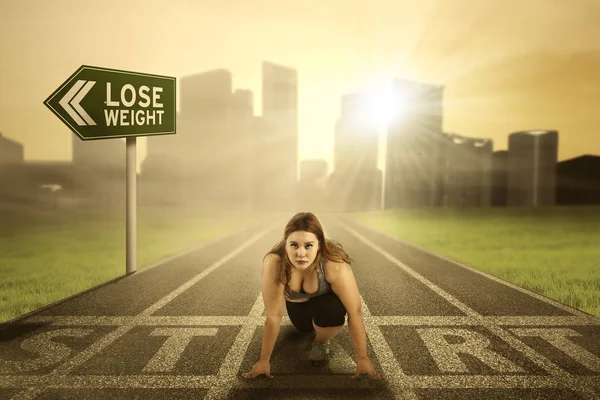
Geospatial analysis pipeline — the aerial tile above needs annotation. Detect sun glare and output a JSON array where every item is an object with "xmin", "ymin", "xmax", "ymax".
[{"xmin": 365, "ymin": 81, "xmax": 407, "ymax": 129}]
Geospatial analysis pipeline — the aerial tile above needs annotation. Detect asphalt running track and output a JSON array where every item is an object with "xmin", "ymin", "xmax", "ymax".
[{"xmin": 0, "ymin": 216, "xmax": 599, "ymax": 400}]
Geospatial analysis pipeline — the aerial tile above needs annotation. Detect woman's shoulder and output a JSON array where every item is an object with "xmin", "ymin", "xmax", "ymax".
[
  {"xmin": 264, "ymin": 252, "xmax": 281, "ymax": 262},
  {"xmin": 263, "ymin": 253, "xmax": 282, "ymax": 269},
  {"xmin": 323, "ymin": 259, "xmax": 350, "ymax": 282}
]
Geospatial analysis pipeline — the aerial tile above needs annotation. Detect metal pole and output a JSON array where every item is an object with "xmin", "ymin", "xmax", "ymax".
[{"xmin": 126, "ymin": 136, "xmax": 137, "ymax": 274}]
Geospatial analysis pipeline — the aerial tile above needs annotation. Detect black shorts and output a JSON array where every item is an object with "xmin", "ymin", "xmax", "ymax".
[{"xmin": 285, "ymin": 291, "xmax": 347, "ymax": 333}]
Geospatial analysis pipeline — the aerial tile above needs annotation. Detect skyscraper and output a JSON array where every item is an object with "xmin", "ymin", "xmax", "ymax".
[
  {"xmin": 329, "ymin": 90, "xmax": 381, "ymax": 211},
  {"xmin": 491, "ymin": 150, "xmax": 509, "ymax": 206},
  {"xmin": 440, "ymin": 133, "xmax": 493, "ymax": 207},
  {"xmin": 507, "ymin": 130, "xmax": 558, "ymax": 206},
  {"xmin": 556, "ymin": 155, "xmax": 600, "ymax": 205},
  {"xmin": 261, "ymin": 61, "xmax": 298, "ymax": 211},
  {"xmin": 298, "ymin": 159, "xmax": 328, "ymax": 212},
  {"xmin": 144, "ymin": 68, "xmax": 254, "ymax": 208},
  {"xmin": 385, "ymin": 79, "xmax": 444, "ymax": 208},
  {"xmin": 0, "ymin": 132, "xmax": 24, "ymax": 164}
]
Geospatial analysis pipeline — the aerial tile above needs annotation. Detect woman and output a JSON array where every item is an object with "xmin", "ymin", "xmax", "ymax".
[{"xmin": 242, "ymin": 212, "xmax": 383, "ymax": 380}]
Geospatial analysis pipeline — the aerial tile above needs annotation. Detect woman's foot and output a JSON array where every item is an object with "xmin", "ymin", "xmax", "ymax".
[{"xmin": 309, "ymin": 340, "xmax": 330, "ymax": 366}]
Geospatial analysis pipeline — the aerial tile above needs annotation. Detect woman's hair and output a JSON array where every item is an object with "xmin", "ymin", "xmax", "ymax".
[{"xmin": 264, "ymin": 212, "xmax": 353, "ymax": 286}]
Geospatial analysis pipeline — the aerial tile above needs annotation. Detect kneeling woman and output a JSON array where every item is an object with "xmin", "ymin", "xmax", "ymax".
[{"xmin": 242, "ymin": 212, "xmax": 382, "ymax": 380}]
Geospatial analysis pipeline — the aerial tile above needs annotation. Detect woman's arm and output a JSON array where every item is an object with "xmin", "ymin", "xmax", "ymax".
[
  {"xmin": 329, "ymin": 262, "xmax": 382, "ymax": 379},
  {"xmin": 259, "ymin": 254, "xmax": 286, "ymax": 362},
  {"xmin": 328, "ymin": 262, "xmax": 368, "ymax": 359},
  {"xmin": 243, "ymin": 254, "xmax": 286, "ymax": 379}
]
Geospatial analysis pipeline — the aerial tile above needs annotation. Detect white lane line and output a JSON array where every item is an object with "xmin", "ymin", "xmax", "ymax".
[
  {"xmin": 132, "ymin": 221, "xmax": 266, "ymax": 277},
  {"xmin": 345, "ymin": 219, "xmax": 591, "ymax": 317},
  {"xmin": 9, "ymin": 223, "xmax": 277, "ymax": 399},
  {"xmin": 1, "ymin": 375, "xmax": 216, "ymax": 388},
  {"xmin": 2, "ymin": 374, "xmax": 599, "ymax": 390},
  {"xmin": 25, "ymin": 315, "xmax": 600, "ymax": 327},
  {"xmin": 203, "ymin": 294, "xmax": 265, "ymax": 400},
  {"xmin": 373, "ymin": 315, "xmax": 600, "ymax": 326},
  {"xmin": 141, "ymin": 228, "xmax": 274, "ymax": 316},
  {"xmin": 233, "ymin": 374, "xmax": 599, "ymax": 390},
  {"xmin": 341, "ymin": 222, "xmax": 600, "ymax": 400},
  {"xmin": 359, "ymin": 296, "xmax": 419, "ymax": 400}
]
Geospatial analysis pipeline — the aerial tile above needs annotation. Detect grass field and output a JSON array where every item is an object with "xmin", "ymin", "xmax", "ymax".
[
  {"xmin": 348, "ymin": 206, "xmax": 600, "ymax": 318},
  {"xmin": 0, "ymin": 204, "xmax": 263, "ymax": 324}
]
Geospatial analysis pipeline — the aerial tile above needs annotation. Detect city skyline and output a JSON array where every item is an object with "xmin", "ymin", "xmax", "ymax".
[{"xmin": 1, "ymin": 0, "xmax": 600, "ymax": 174}]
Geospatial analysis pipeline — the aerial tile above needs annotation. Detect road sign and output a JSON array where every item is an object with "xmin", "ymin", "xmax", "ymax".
[{"xmin": 44, "ymin": 65, "xmax": 176, "ymax": 140}]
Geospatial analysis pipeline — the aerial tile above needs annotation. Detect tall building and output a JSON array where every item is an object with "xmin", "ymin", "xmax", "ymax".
[
  {"xmin": 141, "ymin": 112, "xmax": 185, "ymax": 205},
  {"xmin": 491, "ymin": 150, "xmax": 509, "ymax": 206},
  {"xmin": 300, "ymin": 159, "xmax": 328, "ymax": 184},
  {"xmin": 507, "ymin": 130, "xmax": 558, "ymax": 206},
  {"xmin": 385, "ymin": 79, "xmax": 445, "ymax": 208},
  {"xmin": 329, "ymin": 91, "xmax": 381, "ymax": 212},
  {"xmin": 298, "ymin": 159, "xmax": 328, "ymax": 212},
  {"xmin": 0, "ymin": 132, "xmax": 24, "ymax": 164},
  {"xmin": 261, "ymin": 61, "xmax": 298, "ymax": 212},
  {"xmin": 335, "ymin": 91, "xmax": 379, "ymax": 172},
  {"xmin": 179, "ymin": 69, "xmax": 233, "ymax": 116},
  {"xmin": 177, "ymin": 69, "xmax": 234, "ymax": 181},
  {"xmin": 251, "ymin": 116, "xmax": 267, "ymax": 210},
  {"xmin": 0, "ymin": 133, "xmax": 26, "ymax": 203},
  {"xmin": 226, "ymin": 89, "xmax": 254, "ymax": 208},
  {"xmin": 556, "ymin": 155, "xmax": 600, "ymax": 205},
  {"xmin": 144, "ymin": 69, "xmax": 254, "ymax": 209},
  {"xmin": 440, "ymin": 133, "xmax": 493, "ymax": 207}
]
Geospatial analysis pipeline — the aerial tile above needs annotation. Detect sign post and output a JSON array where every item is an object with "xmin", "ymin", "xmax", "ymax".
[
  {"xmin": 44, "ymin": 65, "xmax": 176, "ymax": 275},
  {"xmin": 126, "ymin": 136, "xmax": 136, "ymax": 275}
]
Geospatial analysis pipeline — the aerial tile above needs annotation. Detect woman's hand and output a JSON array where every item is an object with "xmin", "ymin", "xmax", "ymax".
[
  {"xmin": 352, "ymin": 357, "xmax": 383, "ymax": 380},
  {"xmin": 241, "ymin": 359, "xmax": 273, "ymax": 379}
]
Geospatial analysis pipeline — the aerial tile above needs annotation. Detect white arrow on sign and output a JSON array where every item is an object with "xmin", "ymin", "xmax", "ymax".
[{"xmin": 58, "ymin": 79, "xmax": 97, "ymax": 126}]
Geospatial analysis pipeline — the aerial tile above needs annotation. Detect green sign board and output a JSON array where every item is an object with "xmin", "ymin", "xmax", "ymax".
[{"xmin": 44, "ymin": 65, "xmax": 176, "ymax": 140}]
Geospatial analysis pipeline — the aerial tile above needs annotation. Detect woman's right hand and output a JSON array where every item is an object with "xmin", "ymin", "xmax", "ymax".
[{"xmin": 241, "ymin": 359, "xmax": 273, "ymax": 379}]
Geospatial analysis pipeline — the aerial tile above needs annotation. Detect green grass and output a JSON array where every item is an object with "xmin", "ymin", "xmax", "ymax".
[
  {"xmin": 348, "ymin": 206, "xmax": 600, "ymax": 318},
  {"xmin": 0, "ymin": 205, "xmax": 263, "ymax": 324}
]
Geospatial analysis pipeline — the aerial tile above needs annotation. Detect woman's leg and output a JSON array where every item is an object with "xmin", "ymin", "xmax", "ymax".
[
  {"xmin": 309, "ymin": 291, "xmax": 347, "ymax": 344},
  {"xmin": 285, "ymin": 300, "xmax": 315, "ymax": 333}
]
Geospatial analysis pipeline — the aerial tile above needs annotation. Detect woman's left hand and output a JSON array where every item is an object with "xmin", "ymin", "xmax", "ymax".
[{"xmin": 352, "ymin": 357, "xmax": 384, "ymax": 380}]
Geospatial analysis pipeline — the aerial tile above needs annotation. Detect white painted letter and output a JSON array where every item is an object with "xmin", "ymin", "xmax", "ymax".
[
  {"xmin": 143, "ymin": 327, "xmax": 218, "ymax": 372},
  {"xmin": 417, "ymin": 328, "xmax": 525, "ymax": 373},
  {"xmin": 511, "ymin": 328, "xmax": 600, "ymax": 372},
  {"xmin": 0, "ymin": 329, "xmax": 93, "ymax": 373}
]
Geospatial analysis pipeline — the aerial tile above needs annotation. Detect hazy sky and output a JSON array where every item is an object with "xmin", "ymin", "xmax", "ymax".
[{"xmin": 1, "ymin": 0, "xmax": 600, "ymax": 173}]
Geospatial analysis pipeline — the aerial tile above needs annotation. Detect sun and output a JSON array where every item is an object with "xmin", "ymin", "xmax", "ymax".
[{"xmin": 365, "ymin": 81, "xmax": 407, "ymax": 129}]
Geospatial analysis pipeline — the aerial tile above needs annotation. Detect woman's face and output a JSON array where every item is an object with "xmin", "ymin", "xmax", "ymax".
[{"xmin": 286, "ymin": 230, "xmax": 320, "ymax": 271}]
